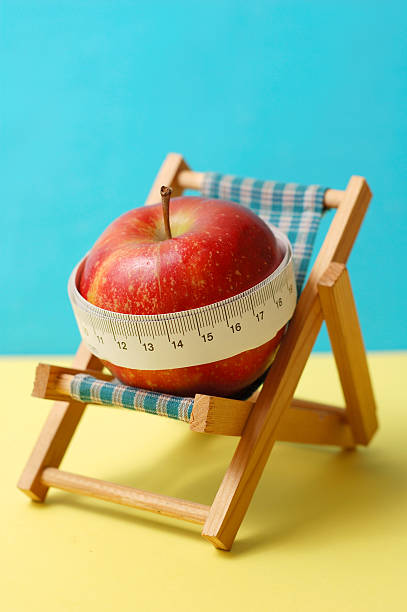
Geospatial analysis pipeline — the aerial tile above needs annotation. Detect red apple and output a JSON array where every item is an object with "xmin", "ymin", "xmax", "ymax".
[{"xmin": 78, "ymin": 192, "xmax": 285, "ymax": 397}]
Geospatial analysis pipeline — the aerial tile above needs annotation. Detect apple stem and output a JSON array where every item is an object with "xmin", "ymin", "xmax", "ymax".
[{"xmin": 160, "ymin": 185, "xmax": 173, "ymax": 239}]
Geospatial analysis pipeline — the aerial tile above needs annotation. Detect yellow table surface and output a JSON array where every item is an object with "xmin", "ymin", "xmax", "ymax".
[{"xmin": 1, "ymin": 353, "xmax": 406, "ymax": 612}]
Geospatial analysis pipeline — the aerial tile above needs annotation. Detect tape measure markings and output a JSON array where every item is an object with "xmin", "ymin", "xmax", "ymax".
[{"xmin": 69, "ymin": 228, "xmax": 297, "ymax": 370}]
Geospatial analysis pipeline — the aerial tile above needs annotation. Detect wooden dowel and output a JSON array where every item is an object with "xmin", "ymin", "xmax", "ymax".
[
  {"xmin": 176, "ymin": 169, "xmax": 344, "ymax": 209},
  {"xmin": 324, "ymin": 189, "xmax": 344, "ymax": 208},
  {"xmin": 41, "ymin": 468, "xmax": 210, "ymax": 525},
  {"xmin": 176, "ymin": 169, "xmax": 205, "ymax": 191}
]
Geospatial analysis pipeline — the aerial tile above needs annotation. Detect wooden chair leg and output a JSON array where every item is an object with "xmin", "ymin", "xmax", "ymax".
[
  {"xmin": 18, "ymin": 152, "xmax": 190, "ymax": 502},
  {"xmin": 201, "ymin": 176, "xmax": 373, "ymax": 550},
  {"xmin": 17, "ymin": 344, "xmax": 103, "ymax": 501},
  {"xmin": 201, "ymin": 297, "xmax": 324, "ymax": 549},
  {"xmin": 318, "ymin": 263, "xmax": 378, "ymax": 445}
]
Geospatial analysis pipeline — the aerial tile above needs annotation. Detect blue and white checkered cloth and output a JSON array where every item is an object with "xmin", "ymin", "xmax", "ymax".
[
  {"xmin": 201, "ymin": 173, "xmax": 326, "ymax": 293},
  {"xmin": 71, "ymin": 374, "xmax": 194, "ymax": 422}
]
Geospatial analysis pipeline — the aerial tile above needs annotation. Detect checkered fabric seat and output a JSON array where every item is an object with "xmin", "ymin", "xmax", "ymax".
[
  {"xmin": 71, "ymin": 374, "xmax": 194, "ymax": 422},
  {"xmin": 68, "ymin": 173, "xmax": 327, "ymax": 419}
]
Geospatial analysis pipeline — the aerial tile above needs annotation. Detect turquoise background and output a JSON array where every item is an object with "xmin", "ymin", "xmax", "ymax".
[{"xmin": 1, "ymin": 0, "xmax": 406, "ymax": 353}]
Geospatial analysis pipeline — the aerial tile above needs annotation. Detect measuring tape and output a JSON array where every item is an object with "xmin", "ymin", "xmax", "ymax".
[{"xmin": 68, "ymin": 228, "xmax": 297, "ymax": 370}]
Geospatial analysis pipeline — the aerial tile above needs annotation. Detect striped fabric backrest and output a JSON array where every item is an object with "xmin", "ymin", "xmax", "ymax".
[{"xmin": 201, "ymin": 173, "xmax": 327, "ymax": 293}]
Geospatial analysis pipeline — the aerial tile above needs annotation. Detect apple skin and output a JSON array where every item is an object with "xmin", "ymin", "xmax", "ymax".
[{"xmin": 79, "ymin": 196, "xmax": 285, "ymax": 397}]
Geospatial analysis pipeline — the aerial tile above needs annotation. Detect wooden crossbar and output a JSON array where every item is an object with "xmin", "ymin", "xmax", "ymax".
[
  {"xmin": 41, "ymin": 468, "xmax": 210, "ymax": 525},
  {"xmin": 32, "ymin": 363, "xmax": 354, "ymax": 446},
  {"xmin": 174, "ymin": 169, "xmax": 344, "ymax": 209},
  {"xmin": 192, "ymin": 395, "xmax": 354, "ymax": 446}
]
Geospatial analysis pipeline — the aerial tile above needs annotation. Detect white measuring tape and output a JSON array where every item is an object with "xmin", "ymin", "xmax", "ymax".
[{"xmin": 68, "ymin": 228, "xmax": 297, "ymax": 370}]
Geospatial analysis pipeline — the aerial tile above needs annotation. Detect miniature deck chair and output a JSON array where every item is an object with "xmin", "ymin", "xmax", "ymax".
[{"xmin": 19, "ymin": 153, "xmax": 378, "ymax": 551}]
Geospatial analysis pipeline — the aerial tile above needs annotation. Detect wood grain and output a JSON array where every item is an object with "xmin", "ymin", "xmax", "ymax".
[
  {"xmin": 145, "ymin": 153, "xmax": 189, "ymax": 205},
  {"xmin": 202, "ymin": 176, "xmax": 373, "ymax": 550},
  {"xmin": 32, "ymin": 363, "xmax": 114, "ymax": 402},
  {"xmin": 190, "ymin": 394, "xmax": 253, "ymax": 435},
  {"xmin": 318, "ymin": 263, "xmax": 378, "ymax": 444},
  {"xmin": 19, "ymin": 153, "xmax": 191, "ymax": 502},
  {"xmin": 191, "ymin": 394, "xmax": 354, "ymax": 445},
  {"xmin": 18, "ymin": 344, "xmax": 104, "ymax": 501},
  {"xmin": 19, "ymin": 157, "xmax": 377, "ymax": 553},
  {"xmin": 41, "ymin": 468, "xmax": 210, "ymax": 525}
]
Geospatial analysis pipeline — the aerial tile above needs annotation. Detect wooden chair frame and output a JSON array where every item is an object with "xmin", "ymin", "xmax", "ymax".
[{"xmin": 18, "ymin": 153, "xmax": 378, "ymax": 550}]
